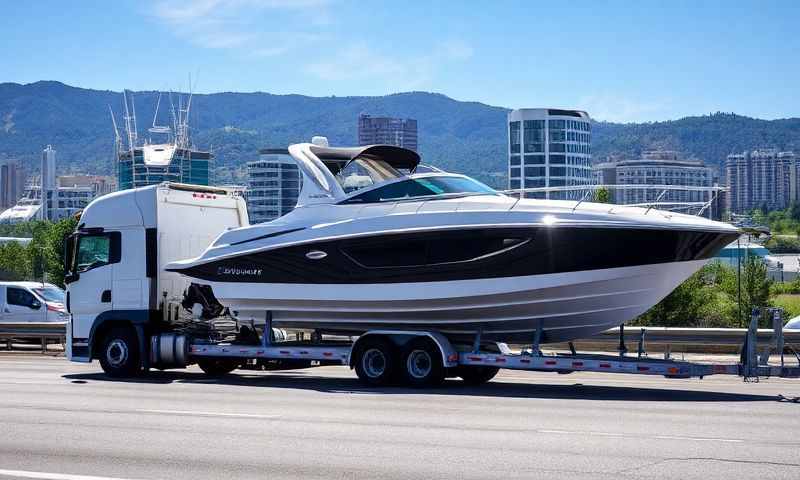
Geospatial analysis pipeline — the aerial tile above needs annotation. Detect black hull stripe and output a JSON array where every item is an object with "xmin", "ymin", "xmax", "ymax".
[{"xmin": 175, "ymin": 227, "xmax": 738, "ymax": 284}]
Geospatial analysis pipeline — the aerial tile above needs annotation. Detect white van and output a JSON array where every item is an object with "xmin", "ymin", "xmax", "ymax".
[{"xmin": 0, "ymin": 282, "xmax": 67, "ymax": 323}]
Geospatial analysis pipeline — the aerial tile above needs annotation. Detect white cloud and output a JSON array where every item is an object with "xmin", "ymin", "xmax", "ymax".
[
  {"xmin": 151, "ymin": 0, "xmax": 329, "ymax": 55},
  {"xmin": 578, "ymin": 93, "xmax": 673, "ymax": 123},
  {"xmin": 306, "ymin": 40, "xmax": 473, "ymax": 90}
]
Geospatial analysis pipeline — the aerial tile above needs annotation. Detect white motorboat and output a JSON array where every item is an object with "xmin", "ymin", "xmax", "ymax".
[{"xmin": 166, "ymin": 141, "xmax": 739, "ymax": 343}]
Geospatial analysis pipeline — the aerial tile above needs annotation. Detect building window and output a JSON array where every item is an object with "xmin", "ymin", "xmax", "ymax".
[
  {"xmin": 509, "ymin": 122, "xmax": 521, "ymax": 154},
  {"xmin": 524, "ymin": 166, "xmax": 546, "ymax": 177}
]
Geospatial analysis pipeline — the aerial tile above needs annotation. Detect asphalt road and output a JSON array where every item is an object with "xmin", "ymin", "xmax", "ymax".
[{"xmin": 1, "ymin": 355, "xmax": 799, "ymax": 480}]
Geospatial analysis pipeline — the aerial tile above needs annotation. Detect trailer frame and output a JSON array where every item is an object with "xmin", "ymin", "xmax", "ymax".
[{"xmin": 164, "ymin": 307, "xmax": 800, "ymax": 385}]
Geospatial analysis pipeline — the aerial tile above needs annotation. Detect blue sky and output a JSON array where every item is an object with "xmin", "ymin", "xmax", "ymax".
[{"xmin": 1, "ymin": 0, "xmax": 798, "ymax": 122}]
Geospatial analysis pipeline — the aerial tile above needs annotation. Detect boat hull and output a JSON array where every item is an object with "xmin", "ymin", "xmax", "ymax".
[{"xmin": 207, "ymin": 259, "xmax": 708, "ymax": 343}]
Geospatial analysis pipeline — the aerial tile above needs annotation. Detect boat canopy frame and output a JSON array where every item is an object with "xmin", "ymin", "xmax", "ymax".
[{"xmin": 289, "ymin": 143, "xmax": 422, "ymax": 208}]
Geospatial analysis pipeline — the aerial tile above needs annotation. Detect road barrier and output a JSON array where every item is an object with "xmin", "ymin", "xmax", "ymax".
[
  {"xmin": 2, "ymin": 322, "xmax": 798, "ymax": 356},
  {"xmin": 559, "ymin": 326, "xmax": 800, "ymax": 355},
  {"xmin": 0, "ymin": 322, "xmax": 67, "ymax": 353}
]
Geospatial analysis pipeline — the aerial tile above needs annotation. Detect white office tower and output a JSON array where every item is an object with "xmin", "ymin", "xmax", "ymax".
[
  {"xmin": 41, "ymin": 145, "xmax": 57, "ymax": 220},
  {"xmin": 507, "ymin": 109, "xmax": 592, "ymax": 200},
  {"xmin": 246, "ymin": 149, "xmax": 302, "ymax": 224}
]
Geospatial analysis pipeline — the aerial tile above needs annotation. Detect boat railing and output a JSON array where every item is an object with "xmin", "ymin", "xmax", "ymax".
[{"xmin": 501, "ymin": 184, "xmax": 728, "ymax": 217}]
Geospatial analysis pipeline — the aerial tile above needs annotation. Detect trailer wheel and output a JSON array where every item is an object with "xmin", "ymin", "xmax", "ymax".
[
  {"xmin": 197, "ymin": 358, "xmax": 239, "ymax": 376},
  {"xmin": 99, "ymin": 326, "xmax": 141, "ymax": 378},
  {"xmin": 354, "ymin": 337, "xmax": 397, "ymax": 386},
  {"xmin": 400, "ymin": 338, "xmax": 445, "ymax": 387},
  {"xmin": 457, "ymin": 366, "xmax": 499, "ymax": 385}
]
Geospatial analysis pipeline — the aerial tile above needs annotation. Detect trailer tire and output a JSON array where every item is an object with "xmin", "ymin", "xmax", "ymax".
[
  {"xmin": 99, "ymin": 326, "xmax": 141, "ymax": 378},
  {"xmin": 197, "ymin": 358, "xmax": 239, "ymax": 376},
  {"xmin": 400, "ymin": 338, "xmax": 445, "ymax": 387},
  {"xmin": 353, "ymin": 337, "xmax": 397, "ymax": 386},
  {"xmin": 458, "ymin": 366, "xmax": 499, "ymax": 385}
]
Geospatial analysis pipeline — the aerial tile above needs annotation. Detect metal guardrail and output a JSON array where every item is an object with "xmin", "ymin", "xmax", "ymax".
[
  {"xmin": 547, "ymin": 326, "xmax": 800, "ymax": 356},
  {"xmin": 594, "ymin": 326, "xmax": 800, "ymax": 346},
  {"xmin": 0, "ymin": 322, "xmax": 67, "ymax": 353}
]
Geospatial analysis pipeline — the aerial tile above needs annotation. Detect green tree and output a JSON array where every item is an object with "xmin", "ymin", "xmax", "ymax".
[
  {"xmin": 0, "ymin": 241, "xmax": 33, "ymax": 281},
  {"xmin": 637, "ymin": 267, "xmax": 717, "ymax": 327},
  {"xmin": 739, "ymin": 254, "xmax": 772, "ymax": 326},
  {"xmin": 594, "ymin": 187, "xmax": 610, "ymax": 204},
  {"xmin": 0, "ymin": 217, "xmax": 77, "ymax": 287},
  {"xmin": 636, "ymin": 262, "xmax": 742, "ymax": 328},
  {"xmin": 44, "ymin": 217, "xmax": 78, "ymax": 287}
]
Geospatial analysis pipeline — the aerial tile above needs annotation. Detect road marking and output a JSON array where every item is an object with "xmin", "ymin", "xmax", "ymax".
[
  {"xmin": 536, "ymin": 429, "xmax": 744, "ymax": 443},
  {"xmin": 0, "ymin": 469, "xmax": 144, "ymax": 480},
  {"xmin": 137, "ymin": 409, "xmax": 280, "ymax": 419}
]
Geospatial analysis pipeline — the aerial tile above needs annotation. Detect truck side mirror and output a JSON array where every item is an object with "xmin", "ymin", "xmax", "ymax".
[{"xmin": 30, "ymin": 299, "xmax": 41, "ymax": 310}]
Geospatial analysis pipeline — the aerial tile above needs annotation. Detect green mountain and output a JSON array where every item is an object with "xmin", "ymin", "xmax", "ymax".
[{"xmin": 1, "ymin": 81, "xmax": 799, "ymax": 188}]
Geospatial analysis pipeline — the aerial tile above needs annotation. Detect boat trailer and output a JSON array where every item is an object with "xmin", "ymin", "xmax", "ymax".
[{"xmin": 159, "ymin": 308, "xmax": 800, "ymax": 383}]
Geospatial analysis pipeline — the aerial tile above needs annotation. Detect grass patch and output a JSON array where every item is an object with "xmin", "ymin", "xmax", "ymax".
[{"xmin": 771, "ymin": 294, "xmax": 800, "ymax": 320}]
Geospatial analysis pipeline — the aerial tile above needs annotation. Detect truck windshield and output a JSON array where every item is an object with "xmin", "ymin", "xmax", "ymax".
[
  {"xmin": 75, "ymin": 235, "xmax": 111, "ymax": 272},
  {"xmin": 33, "ymin": 286, "xmax": 65, "ymax": 303}
]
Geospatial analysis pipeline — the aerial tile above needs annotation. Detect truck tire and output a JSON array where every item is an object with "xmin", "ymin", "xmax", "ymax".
[
  {"xmin": 354, "ymin": 337, "xmax": 397, "ymax": 386},
  {"xmin": 458, "ymin": 366, "xmax": 499, "ymax": 385},
  {"xmin": 99, "ymin": 326, "xmax": 141, "ymax": 378},
  {"xmin": 400, "ymin": 337, "xmax": 445, "ymax": 387},
  {"xmin": 197, "ymin": 358, "xmax": 239, "ymax": 376}
]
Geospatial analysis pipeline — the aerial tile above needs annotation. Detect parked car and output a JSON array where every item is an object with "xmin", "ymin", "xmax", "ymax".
[
  {"xmin": 785, "ymin": 316, "xmax": 800, "ymax": 330},
  {"xmin": 0, "ymin": 282, "xmax": 67, "ymax": 323}
]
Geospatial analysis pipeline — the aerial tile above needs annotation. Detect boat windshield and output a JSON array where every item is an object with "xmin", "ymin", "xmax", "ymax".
[
  {"xmin": 342, "ymin": 175, "xmax": 498, "ymax": 203},
  {"xmin": 335, "ymin": 157, "xmax": 406, "ymax": 194}
]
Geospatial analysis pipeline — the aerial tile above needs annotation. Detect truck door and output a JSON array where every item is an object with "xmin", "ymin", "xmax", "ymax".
[
  {"xmin": 65, "ymin": 232, "xmax": 121, "ymax": 340},
  {"xmin": 5, "ymin": 287, "xmax": 44, "ymax": 323}
]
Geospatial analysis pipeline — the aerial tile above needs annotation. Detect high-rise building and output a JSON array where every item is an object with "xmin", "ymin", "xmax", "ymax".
[
  {"xmin": 0, "ymin": 159, "xmax": 25, "ymax": 211},
  {"xmin": 507, "ymin": 109, "xmax": 593, "ymax": 199},
  {"xmin": 358, "ymin": 114, "xmax": 418, "ymax": 151},
  {"xmin": 246, "ymin": 149, "xmax": 302, "ymax": 224},
  {"xmin": 117, "ymin": 148, "xmax": 213, "ymax": 190},
  {"xmin": 41, "ymin": 145, "xmax": 57, "ymax": 220},
  {"xmin": 593, "ymin": 151, "xmax": 717, "ymax": 218},
  {"xmin": 113, "ymin": 89, "xmax": 213, "ymax": 190},
  {"xmin": 725, "ymin": 149, "xmax": 796, "ymax": 214}
]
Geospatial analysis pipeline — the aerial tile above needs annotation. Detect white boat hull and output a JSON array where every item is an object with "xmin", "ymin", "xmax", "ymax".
[{"xmin": 208, "ymin": 259, "xmax": 708, "ymax": 343}]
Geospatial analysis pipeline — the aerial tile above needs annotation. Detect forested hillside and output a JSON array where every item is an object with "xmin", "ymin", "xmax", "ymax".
[{"xmin": 1, "ymin": 81, "xmax": 798, "ymax": 188}]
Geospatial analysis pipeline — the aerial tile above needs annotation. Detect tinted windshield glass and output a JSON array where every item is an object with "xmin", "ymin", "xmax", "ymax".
[
  {"xmin": 335, "ymin": 158, "xmax": 404, "ymax": 193},
  {"xmin": 344, "ymin": 176, "xmax": 497, "ymax": 203},
  {"xmin": 76, "ymin": 235, "xmax": 111, "ymax": 272},
  {"xmin": 33, "ymin": 286, "xmax": 65, "ymax": 303}
]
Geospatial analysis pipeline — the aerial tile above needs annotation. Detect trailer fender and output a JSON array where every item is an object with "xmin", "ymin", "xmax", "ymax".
[{"xmin": 349, "ymin": 330, "xmax": 458, "ymax": 369}]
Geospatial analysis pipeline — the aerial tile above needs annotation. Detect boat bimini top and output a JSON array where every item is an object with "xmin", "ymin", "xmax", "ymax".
[{"xmin": 290, "ymin": 142, "xmax": 422, "ymax": 207}]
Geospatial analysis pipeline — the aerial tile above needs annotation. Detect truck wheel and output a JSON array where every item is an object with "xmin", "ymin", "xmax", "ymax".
[
  {"xmin": 400, "ymin": 338, "xmax": 445, "ymax": 387},
  {"xmin": 458, "ymin": 366, "xmax": 499, "ymax": 385},
  {"xmin": 197, "ymin": 358, "xmax": 239, "ymax": 376},
  {"xmin": 99, "ymin": 326, "xmax": 141, "ymax": 378},
  {"xmin": 354, "ymin": 337, "xmax": 397, "ymax": 386}
]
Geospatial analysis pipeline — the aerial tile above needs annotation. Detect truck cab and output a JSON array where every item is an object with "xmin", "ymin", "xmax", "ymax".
[{"xmin": 65, "ymin": 183, "xmax": 248, "ymax": 374}]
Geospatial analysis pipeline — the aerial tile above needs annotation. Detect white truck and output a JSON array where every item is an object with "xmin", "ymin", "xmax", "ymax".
[{"xmin": 66, "ymin": 182, "xmax": 799, "ymax": 386}]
